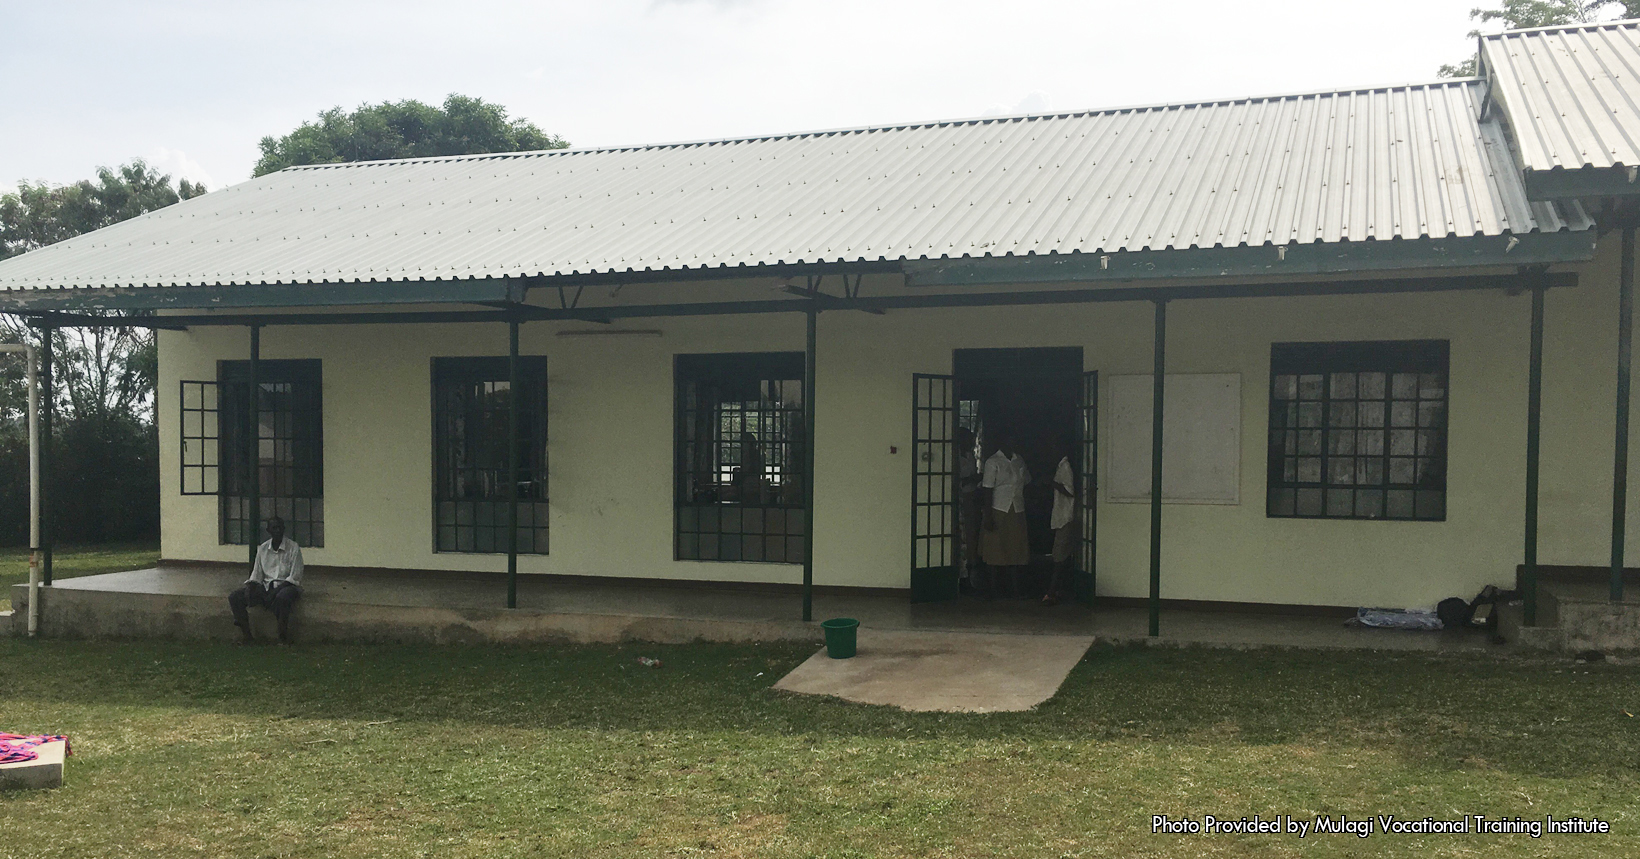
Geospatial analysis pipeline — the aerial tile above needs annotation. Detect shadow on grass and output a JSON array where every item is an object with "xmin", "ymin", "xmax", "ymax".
[{"xmin": 3, "ymin": 637, "xmax": 1637, "ymax": 782}]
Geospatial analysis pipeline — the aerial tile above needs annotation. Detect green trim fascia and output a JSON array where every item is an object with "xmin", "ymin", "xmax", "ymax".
[
  {"xmin": 1524, "ymin": 167, "xmax": 1640, "ymax": 201},
  {"xmin": 0, "ymin": 278, "xmax": 527, "ymax": 312},
  {"xmin": 903, "ymin": 231, "xmax": 1596, "ymax": 287}
]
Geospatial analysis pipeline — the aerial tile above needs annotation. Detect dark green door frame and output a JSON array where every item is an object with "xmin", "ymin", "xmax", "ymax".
[
  {"xmin": 803, "ymin": 308, "xmax": 817, "ymax": 622},
  {"xmin": 1524, "ymin": 282, "xmax": 1546, "ymax": 626},
  {"xmin": 1149, "ymin": 300, "xmax": 1167, "ymax": 638},
  {"xmin": 1615, "ymin": 227, "xmax": 1635, "ymax": 604},
  {"xmin": 507, "ymin": 316, "xmax": 521, "ymax": 610},
  {"xmin": 247, "ymin": 325, "xmax": 261, "ymax": 568}
]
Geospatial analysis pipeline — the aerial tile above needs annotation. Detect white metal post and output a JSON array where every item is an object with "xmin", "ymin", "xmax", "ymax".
[{"xmin": 0, "ymin": 344, "xmax": 41, "ymax": 636}]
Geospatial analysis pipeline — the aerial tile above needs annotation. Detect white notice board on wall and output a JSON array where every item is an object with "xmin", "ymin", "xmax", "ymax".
[{"xmin": 1106, "ymin": 373, "xmax": 1241, "ymax": 504}]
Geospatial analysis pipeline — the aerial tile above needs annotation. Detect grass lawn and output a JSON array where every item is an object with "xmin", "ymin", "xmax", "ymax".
[
  {"xmin": 0, "ymin": 542, "xmax": 160, "ymax": 613},
  {"xmin": 2, "ymin": 636, "xmax": 1637, "ymax": 858}
]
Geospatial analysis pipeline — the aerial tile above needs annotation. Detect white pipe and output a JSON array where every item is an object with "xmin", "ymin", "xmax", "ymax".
[{"xmin": 0, "ymin": 344, "xmax": 40, "ymax": 636}]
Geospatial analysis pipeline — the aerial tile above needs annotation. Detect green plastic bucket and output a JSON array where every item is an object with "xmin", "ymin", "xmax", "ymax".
[{"xmin": 821, "ymin": 617, "xmax": 860, "ymax": 659}]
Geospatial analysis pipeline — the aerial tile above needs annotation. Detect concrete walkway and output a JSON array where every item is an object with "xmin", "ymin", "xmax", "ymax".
[
  {"xmin": 10, "ymin": 564, "xmax": 1495, "ymax": 652},
  {"xmin": 773, "ymin": 628, "xmax": 1094, "ymax": 712}
]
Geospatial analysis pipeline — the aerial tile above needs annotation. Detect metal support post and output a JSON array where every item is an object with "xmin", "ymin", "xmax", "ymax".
[
  {"xmin": 1524, "ymin": 283, "xmax": 1545, "ymax": 625},
  {"xmin": 1616, "ymin": 227, "xmax": 1635, "ymax": 603},
  {"xmin": 40, "ymin": 328, "xmax": 52, "ymax": 586},
  {"xmin": 0, "ymin": 344, "xmax": 42, "ymax": 634},
  {"xmin": 248, "ymin": 325, "xmax": 261, "ymax": 567},
  {"xmin": 1149, "ymin": 299, "xmax": 1166, "ymax": 637},
  {"xmin": 507, "ymin": 317, "xmax": 520, "ymax": 609},
  {"xmin": 803, "ymin": 308, "xmax": 817, "ymax": 622}
]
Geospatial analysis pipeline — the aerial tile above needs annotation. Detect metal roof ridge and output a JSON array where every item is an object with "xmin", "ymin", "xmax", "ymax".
[
  {"xmin": 278, "ymin": 79, "xmax": 1488, "ymax": 174},
  {"xmin": 1481, "ymin": 17, "xmax": 1640, "ymax": 40}
]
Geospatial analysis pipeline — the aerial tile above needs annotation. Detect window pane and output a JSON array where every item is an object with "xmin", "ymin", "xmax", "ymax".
[
  {"xmin": 1392, "ymin": 373, "xmax": 1418, "ymax": 399},
  {"xmin": 1354, "ymin": 489, "xmax": 1384, "ymax": 518},
  {"xmin": 1386, "ymin": 490, "xmax": 1415, "ymax": 519},
  {"xmin": 1274, "ymin": 374, "xmax": 1298, "ymax": 399},
  {"xmin": 1330, "ymin": 372, "xmax": 1356, "ymax": 399},
  {"xmin": 1359, "ymin": 372, "xmax": 1386, "ymax": 399},
  {"xmin": 1298, "ymin": 375, "xmax": 1324, "ymax": 399},
  {"xmin": 1296, "ymin": 488, "xmax": 1324, "ymax": 516},
  {"xmin": 1327, "ymin": 489, "xmax": 1354, "ymax": 516}
]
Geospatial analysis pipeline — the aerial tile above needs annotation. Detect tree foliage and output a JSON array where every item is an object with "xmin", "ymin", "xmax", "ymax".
[
  {"xmin": 0, "ymin": 160, "xmax": 199, "ymax": 544},
  {"xmin": 0, "ymin": 161, "xmax": 205, "ymax": 262},
  {"xmin": 1439, "ymin": 1, "xmax": 1638, "ymax": 76},
  {"xmin": 253, "ymin": 94, "xmax": 568, "ymax": 177}
]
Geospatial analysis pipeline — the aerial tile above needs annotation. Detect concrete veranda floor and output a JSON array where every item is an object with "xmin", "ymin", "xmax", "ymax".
[{"xmin": 21, "ymin": 563, "xmax": 1497, "ymax": 652}]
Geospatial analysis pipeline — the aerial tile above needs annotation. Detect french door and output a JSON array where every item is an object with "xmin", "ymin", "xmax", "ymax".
[
  {"xmin": 910, "ymin": 373, "xmax": 958, "ymax": 602},
  {"xmin": 1076, "ymin": 370, "xmax": 1099, "ymax": 605}
]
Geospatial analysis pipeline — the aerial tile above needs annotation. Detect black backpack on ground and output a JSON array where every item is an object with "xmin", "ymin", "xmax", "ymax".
[{"xmin": 1437, "ymin": 596, "xmax": 1474, "ymax": 630}]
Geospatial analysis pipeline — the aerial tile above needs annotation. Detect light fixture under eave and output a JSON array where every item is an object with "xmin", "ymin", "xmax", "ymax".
[{"xmin": 554, "ymin": 329, "xmax": 664, "ymax": 338}]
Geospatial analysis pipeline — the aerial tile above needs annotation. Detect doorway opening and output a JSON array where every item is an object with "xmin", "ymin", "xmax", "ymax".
[{"xmin": 910, "ymin": 348, "xmax": 1096, "ymax": 607}]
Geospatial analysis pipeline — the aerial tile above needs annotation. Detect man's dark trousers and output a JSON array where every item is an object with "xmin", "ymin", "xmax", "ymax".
[{"xmin": 229, "ymin": 581, "xmax": 301, "ymax": 641}]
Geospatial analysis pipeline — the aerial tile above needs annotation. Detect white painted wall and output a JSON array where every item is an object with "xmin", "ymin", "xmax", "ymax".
[{"xmin": 156, "ymin": 234, "xmax": 1637, "ymax": 609}]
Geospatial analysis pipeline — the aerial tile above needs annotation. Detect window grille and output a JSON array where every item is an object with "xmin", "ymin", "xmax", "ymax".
[
  {"xmin": 1267, "ymin": 341, "xmax": 1448, "ymax": 521},
  {"xmin": 180, "ymin": 381, "xmax": 221, "ymax": 495},
  {"xmin": 675, "ymin": 353, "xmax": 806, "ymax": 563},
  {"xmin": 219, "ymin": 360, "xmax": 324, "ymax": 546},
  {"xmin": 433, "ymin": 357, "xmax": 549, "ymax": 554}
]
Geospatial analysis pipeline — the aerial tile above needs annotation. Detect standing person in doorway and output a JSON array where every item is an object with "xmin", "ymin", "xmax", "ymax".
[
  {"xmin": 1042, "ymin": 440, "xmax": 1077, "ymax": 606},
  {"xmin": 228, "ymin": 517, "xmax": 305, "ymax": 645},
  {"xmin": 734, "ymin": 431, "xmax": 766, "ymax": 505},
  {"xmin": 981, "ymin": 428, "xmax": 1031, "ymax": 598},
  {"xmin": 955, "ymin": 426, "xmax": 982, "ymax": 594}
]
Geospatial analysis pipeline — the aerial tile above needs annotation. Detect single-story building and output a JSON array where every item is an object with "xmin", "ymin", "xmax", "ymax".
[{"xmin": 5, "ymin": 20, "xmax": 1640, "ymax": 638}]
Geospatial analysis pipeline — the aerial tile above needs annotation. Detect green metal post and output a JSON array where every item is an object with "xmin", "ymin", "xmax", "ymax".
[
  {"xmin": 507, "ymin": 317, "xmax": 520, "ymax": 609},
  {"xmin": 39, "ymin": 328, "xmax": 52, "ymax": 586},
  {"xmin": 1615, "ymin": 227, "xmax": 1635, "ymax": 603},
  {"xmin": 1524, "ymin": 283, "xmax": 1545, "ymax": 625},
  {"xmin": 803, "ymin": 307, "xmax": 817, "ymax": 622},
  {"xmin": 1149, "ymin": 300, "xmax": 1166, "ymax": 637},
  {"xmin": 248, "ymin": 325, "xmax": 260, "ymax": 566}
]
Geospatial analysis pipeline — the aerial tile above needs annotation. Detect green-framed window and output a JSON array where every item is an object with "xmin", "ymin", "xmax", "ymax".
[
  {"xmin": 1267, "ymin": 340, "xmax": 1448, "ymax": 521},
  {"xmin": 433, "ymin": 357, "xmax": 549, "ymax": 554},
  {"xmin": 218, "ymin": 359, "xmax": 325, "ymax": 547},
  {"xmin": 675, "ymin": 353, "xmax": 806, "ymax": 563}
]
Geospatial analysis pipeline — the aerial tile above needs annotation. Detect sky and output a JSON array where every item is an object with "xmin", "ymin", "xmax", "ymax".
[{"xmin": 0, "ymin": 0, "xmax": 1576, "ymax": 193}]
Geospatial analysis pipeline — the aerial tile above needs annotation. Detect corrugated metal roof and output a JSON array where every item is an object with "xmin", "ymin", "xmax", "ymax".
[
  {"xmin": 1481, "ymin": 19, "xmax": 1640, "ymax": 171},
  {"xmin": 0, "ymin": 80, "xmax": 1590, "ymax": 291}
]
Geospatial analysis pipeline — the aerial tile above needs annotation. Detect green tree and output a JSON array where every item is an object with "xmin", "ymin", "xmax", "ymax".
[
  {"xmin": 0, "ymin": 158, "xmax": 199, "ymax": 424},
  {"xmin": 1439, "ymin": 1, "xmax": 1621, "ymax": 76},
  {"xmin": 0, "ymin": 160, "xmax": 206, "ymax": 262},
  {"xmin": 0, "ymin": 160, "xmax": 194, "ymax": 544},
  {"xmin": 253, "ymin": 94, "xmax": 568, "ymax": 177}
]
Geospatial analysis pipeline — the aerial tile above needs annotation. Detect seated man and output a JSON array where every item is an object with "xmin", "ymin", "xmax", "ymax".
[{"xmin": 228, "ymin": 517, "xmax": 305, "ymax": 645}]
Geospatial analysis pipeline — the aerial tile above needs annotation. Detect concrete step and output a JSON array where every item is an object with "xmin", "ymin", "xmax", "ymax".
[{"xmin": 1495, "ymin": 599, "xmax": 1567, "ymax": 652}]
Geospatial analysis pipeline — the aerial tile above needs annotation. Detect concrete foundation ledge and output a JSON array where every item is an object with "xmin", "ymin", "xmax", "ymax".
[
  {"xmin": 0, "ymin": 739, "xmax": 65, "ymax": 791},
  {"xmin": 1, "ymin": 609, "xmax": 13, "ymax": 638},
  {"xmin": 10, "ymin": 582, "xmax": 824, "ymax": 647}
]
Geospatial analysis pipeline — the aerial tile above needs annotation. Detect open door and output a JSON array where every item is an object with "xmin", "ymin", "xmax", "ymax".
[
  {"xmin": 911, "ymin": 373, "xmax": 958, "ymax": 602},
  {"xmin": 1075, "ymin": 370, "xmax": 1099, "ymax": 606}
]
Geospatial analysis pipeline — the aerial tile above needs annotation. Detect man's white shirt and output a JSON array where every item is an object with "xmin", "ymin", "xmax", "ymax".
[
  {"xmin": 248, "ymin": 537, "xmax": 305, "ymax": 587},
  {"xmin": 981, "ymin": 451, "xmax": 1031, "ymax": 513}
]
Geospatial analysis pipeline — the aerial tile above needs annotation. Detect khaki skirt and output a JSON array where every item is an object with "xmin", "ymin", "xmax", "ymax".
[{"xmin": 981, "ymin": 510, "xmax": 1030, "ymax": 567}]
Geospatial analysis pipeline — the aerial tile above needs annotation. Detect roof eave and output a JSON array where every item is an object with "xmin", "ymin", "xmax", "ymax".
[{"xmin": 1523, "ymin": 166, "xmax": 1640, "ymax": 200}]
